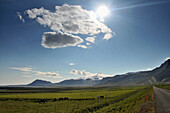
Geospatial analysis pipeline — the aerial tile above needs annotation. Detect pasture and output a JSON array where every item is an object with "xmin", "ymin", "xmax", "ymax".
[
  {"xmin": 156, "ymin": 84, "xmax": 170, "ymax": 90},
  {"xmin": 0, "ymin": 86, "xmax": 153, "ymax": 113}
]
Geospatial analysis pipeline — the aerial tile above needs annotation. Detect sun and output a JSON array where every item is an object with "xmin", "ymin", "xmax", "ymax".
[{"xmin": 96, "ymin": 5, "xmax": 110, "ymax": 18}]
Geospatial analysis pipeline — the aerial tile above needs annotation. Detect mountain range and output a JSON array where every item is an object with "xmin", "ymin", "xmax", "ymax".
[{"xmin": 28, "ymin": 59, "xmax": 170, "ymax": 87}]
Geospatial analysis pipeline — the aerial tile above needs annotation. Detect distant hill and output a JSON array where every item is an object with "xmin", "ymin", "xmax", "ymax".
[
  {"xmin": 27, "ymin": 59, "xmax": 170, "ymax": 87},
  {"xmin": 27, "ymin": 78, "xmax": 99, "ymax": 87},
  {"xmin": 28, "ymin": 79, "xmax": 53, "ymax": 86},
  {"xmin": 55, "ymin": 78, "xmax": 100, "ymax": 86},
  {"xmin": 97, "ymin": 59, "xmax": 170, "ymax": 86}
]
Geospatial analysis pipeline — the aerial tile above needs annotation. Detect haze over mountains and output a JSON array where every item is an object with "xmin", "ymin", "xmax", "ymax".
[{"xmin": 25, "ymin": 59, "xmax": 170, "ymax": 87}]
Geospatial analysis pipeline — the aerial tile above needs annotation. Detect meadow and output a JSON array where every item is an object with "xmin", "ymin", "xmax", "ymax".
[
  {"xmin": 155, "ymin": 84, "xmax": 170, "ymax": 90},
  {"xmin": 0, "ymin": 86, "xmax": 153, "ymax": 113}
]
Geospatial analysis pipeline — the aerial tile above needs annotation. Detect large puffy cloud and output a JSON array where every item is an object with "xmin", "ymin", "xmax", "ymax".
[
  {"xmin": 25, "ymin": 4, "xmax": 113, "ymax": 48},
  {"xmin": 9, "ymin": 67, "xmax": 60, "ymax": 78},
  {"xmin": 70, "ymin": 69, "xmax": 114, "ymax": 80},
  {"xmin": 26, "ymin": 4, "xmax": 112, "ymax": 35},
  {"xmin": 42, "ymin": 32, "xmax": 83, "ymax": 48}
]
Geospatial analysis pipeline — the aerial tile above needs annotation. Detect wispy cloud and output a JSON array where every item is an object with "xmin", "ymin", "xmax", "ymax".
[
  {"xmin": 9, "ymin": 67, "xmax": 32, "ymax": 72},
  {"xmin": 86, "ymin": 42, "xmax": 91, "ymax": 45},
  {"xmin": 22, "ymin": 75, "xmax": 32, "ymax": 78},
  {"xmin": 25, "ymin": 4, "xmax": 113, "ymax": 49},
  {"xmin": 17, "ymin": 12, "xmax": 25, "ymax": 23},
  {"xmin": 9, "ymin": 67, "xmax": 60, "ymax": 78},
  {"xmin": 77, "ymin": 45, "xmax": 87, "ymax": 49},
  {"xmin": 35, "ymin": 71, "xmax": 60, "ymax": 78},
  {"xmin": 69, "ymin": 63, "xmax": 75, "ymax": 66},
  {"xmin": 70, "ymin": 69, "xmax": 114, "ymax": 80}
]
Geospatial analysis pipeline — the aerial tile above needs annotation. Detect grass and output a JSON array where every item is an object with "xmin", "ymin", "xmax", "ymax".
[
  {"xmin": 0, "ymin": 86, "xmax": 153, "ymax": 113},
  {"xmin": 155, "ymin": 84, "xmax": 170, "ymax": 90},
  {"xmin": 0, "ymin": 89, "xmax": 134, "ymax": 99},
  {"xmin": 95, "ymin": 87, "xmax": 154, "ymax": 113}
]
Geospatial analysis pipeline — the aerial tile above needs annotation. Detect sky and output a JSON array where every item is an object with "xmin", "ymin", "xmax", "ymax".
[{"xmin": 0, "ymin": 0, "xmax": 170, "ymax": 85}]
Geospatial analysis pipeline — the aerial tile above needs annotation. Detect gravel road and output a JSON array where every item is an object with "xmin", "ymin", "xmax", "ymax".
[{"xmin": 153, "ymin": 86, "xmax": 170, "ymax": 113}]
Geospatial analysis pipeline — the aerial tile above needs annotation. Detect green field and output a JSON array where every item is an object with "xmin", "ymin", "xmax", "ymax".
[
  {"xmin": 0, "ymin": 86, "xmax": 153, "ymax": 113},
  {"xmin": 155, "ymin": 84, "xmax": 170, "ymax": 90}
]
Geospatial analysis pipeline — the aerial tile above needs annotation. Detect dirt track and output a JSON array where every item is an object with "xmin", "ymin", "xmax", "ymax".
[{"xmin": 153, "ymin": 86, "xmax": 170, "ymax": 113}]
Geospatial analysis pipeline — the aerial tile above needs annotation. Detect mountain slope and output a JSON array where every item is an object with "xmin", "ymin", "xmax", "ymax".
[
  {"xmin": 27, "ymin": 59, "xmax": 170, "ymax": 87},
  {"xmin": 27, "ymin": 78, "xmax": 100, "ymax": 87},
  {"xmin": 56, "ymin": 78, "xmax": 100, "ymax": 86},
  {"xmin": 97, "ymin": 59, "xmax": 170, "ymax": 86},
  {"xmin": 28, "ymin": 79, "xmax": 53, "ymax": 86}
]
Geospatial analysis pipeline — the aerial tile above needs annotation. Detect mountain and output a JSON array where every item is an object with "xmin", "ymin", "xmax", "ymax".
[
  {"xmin": 27, "ymin": 59, "xmax": 170, "ymax": 87},
  {"xmin": 97, "ymin": 59, "xmax": 170, "ymax": 86},
  {"xmin": 56, "ymin": 78, "xmax": 100, "ymax": 86},
  {"xmin": 28, "ymin": 79, "xmax": 53, "ymax": 86},
  {"xmin": 27, "ymin": 78, "xmax": 99, "ymax": 87}
]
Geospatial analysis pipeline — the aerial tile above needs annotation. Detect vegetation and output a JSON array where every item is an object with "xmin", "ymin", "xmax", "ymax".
[
  {"xmin": 95, "ymin": 87, "xmax": 154, "ymax": 113},
  {"xmin": 0, "ymin": 89, "xmax": 134, "ymax": 99},
  {"xmin": 155, "ymin": 84, "xmax": 170, "ymax": 90},
  {"xmin": 0, "ymin": 86, "xmax": 153, "ymax": 113}
]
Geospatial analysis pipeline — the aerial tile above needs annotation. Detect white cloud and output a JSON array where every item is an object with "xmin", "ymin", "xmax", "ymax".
[
  {"xmin": 22, "ymin": 75, "xmax": 32, "ymax": 78},
  {"xmin": 86, "ymin": 42, "xmax": 91, "ymax": 45},
  {"xmin": 70, "ymin": 69, "xmax": 91, "ymax": 75},
  {"xmin": 9, "ymin": 67, "xmax": 32, "ymax": 72},
  {"xmin": 77, "ymin": 45, "xmax": 87, "ymax": 49},
  {"xmin": 70, "ymin": 69, "xmax": 114, "ymax": 80},
  {"xmin": 9, "ymin": 67, "xmax": 60, "ymax": 78},
  {"xmin": 35, "ymin": 71, "xmax": 60, "ymax": 78},
  {"xmin": 42, "ymin": 32, "xmax": 83, "ymax": 49},
  {"xmin": 17, "ymin": 12, "xmax": 25, "ymax": 23},
  {"xmin": 85, "ymin": 36, "xmax": 95, "ymax": 43},
  {"xmin": 25, "ymin": 4, "xmax": 113, "ymax": 49},
  {"xmin": 84, "ymin": 73, "xmax": 113, "ymax": 80},
  {"xmin": 113, "ymin": 32, "xmax": 116, "ymax": 36},
  {"xmin": 165, "ymin": 57, "xmax": 170, "ymax": 61},
  {"xmin": 103, "ymin": 33, "xmax": 113, "ymax": 40},
  {"xmin": 69, "ymin": 63, "xmax": 75, "ymax": 66},
  {"xmin": 26, "ymin": 4, "xmax": 112, "ymax": 35}
]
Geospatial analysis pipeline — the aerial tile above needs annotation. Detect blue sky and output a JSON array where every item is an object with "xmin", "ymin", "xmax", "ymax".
[{"xmin": 0, "ymin": 0, "xmax": 170, "ymax": 85}]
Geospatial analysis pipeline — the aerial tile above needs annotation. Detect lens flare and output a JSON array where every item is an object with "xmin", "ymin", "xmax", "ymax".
[{"xmin": 97, "ymin": 5, "xmax": 110, "ymax": 18}]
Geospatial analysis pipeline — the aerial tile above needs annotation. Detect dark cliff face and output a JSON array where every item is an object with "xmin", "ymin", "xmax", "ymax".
[
  {"xmin": 166, "ymin": 59, "xmax": 170, "ymax": 67},
  {"xmin": 98, "ymin": 59, "xmax": 170, "ymax": 86},
  {"xmin": 154, "ymin": 59, "xmax": 170, "ymax": 82}
]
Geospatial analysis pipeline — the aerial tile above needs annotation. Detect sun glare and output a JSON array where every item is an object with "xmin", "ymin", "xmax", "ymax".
[{"xmin": 96, "ymin": 5, "xmax": 110, "ymax": 18}]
